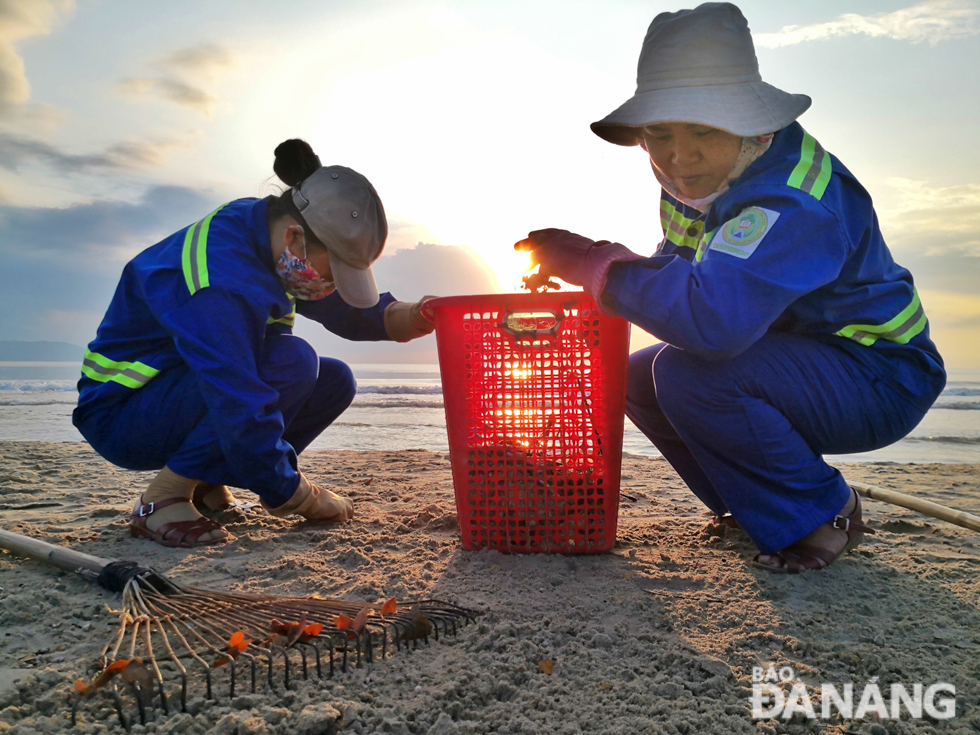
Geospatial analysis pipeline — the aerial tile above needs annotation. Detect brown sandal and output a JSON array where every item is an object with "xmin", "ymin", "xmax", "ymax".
[
  {"xmin": 130, "ymin": 497, "xmax": 229, "ymax": 548},
  {"xmin": 753, "ymin": 489, "xmax": 876, "ymax": 574},
  {"xmin": 711, "ymin": 514, "xmax": 741, "ymax": 530}
]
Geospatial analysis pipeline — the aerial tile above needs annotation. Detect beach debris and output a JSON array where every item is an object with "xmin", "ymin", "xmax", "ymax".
[
  {"xmin": 401, "ymin": 604, "xmax": 434, "ymax": 642},
  {"xmin": 74, "ymin": 659, "xmax": 137, "ymax": 695},
  {"xmin": 521, "ymin": 272, "xmax": 561, "ymax": 293},
  {"xmin": 539, "ymin": 659, "xmax": 554, "ymax": 675},
  {"xmin": 334, "ymin": 607, "xmax": 370, "ymax": 640},
  {"xmin": 214, "ymin": 632, "xmax": 251, "ymax": 667},
  {"xmin": 380, "ymin": 597, "xmax": 397, "ymax": 616}
]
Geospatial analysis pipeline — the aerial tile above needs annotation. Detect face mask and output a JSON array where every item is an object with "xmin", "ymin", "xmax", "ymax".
[
  {"xmin": 651, "ymin": 133, "xmax": 775, "ymax": 213},
  {"xmin": 275, "ymin": 245, "xmax": 335, "ymax": 301}
]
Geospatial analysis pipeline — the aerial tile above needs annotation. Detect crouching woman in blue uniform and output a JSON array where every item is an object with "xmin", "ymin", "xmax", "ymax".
[
  {"xmin": 517, "ymin": 3, "xmax": 946, "ymax": 572},
  {"xmin": 73, "ymin": 139, "xmax": 435, "ymax": 548}
]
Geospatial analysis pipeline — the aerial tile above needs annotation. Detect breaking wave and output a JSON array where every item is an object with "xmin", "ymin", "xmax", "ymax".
[
  {"xmin": 356, "ymin": 385, "xmax": 442, "ymax": 395},
  {"xmin": 0, "ymin": 380, "xmax": 76, "ymax": 392},
  {"xmin": 905, "ymin": 436, "xmax": 980, "ymax": 445},
  {"xmin": 351, "ymin": 398, "xmax": 444, "ymax": 409}
]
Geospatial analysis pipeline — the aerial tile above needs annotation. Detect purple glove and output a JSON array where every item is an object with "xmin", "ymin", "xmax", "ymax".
[{"xmin": 514, "ymin": 229, "xmax": 643, "ymax": 306}]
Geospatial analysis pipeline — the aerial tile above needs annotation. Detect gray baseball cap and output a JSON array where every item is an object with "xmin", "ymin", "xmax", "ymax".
[{"xmin": 292, "ymin": 165, "xmax": 387, "ymax": 308}]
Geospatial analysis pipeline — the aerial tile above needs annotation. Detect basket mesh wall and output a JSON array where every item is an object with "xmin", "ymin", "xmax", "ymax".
[{"xmin": 432, "ymin": 293, "xmax": 628, "ymax": 554}]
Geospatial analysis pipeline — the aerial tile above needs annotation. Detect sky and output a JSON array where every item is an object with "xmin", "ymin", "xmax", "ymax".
[{"xmin": 0, "ymin": 0, "xmax": 978, "ymax": 365}]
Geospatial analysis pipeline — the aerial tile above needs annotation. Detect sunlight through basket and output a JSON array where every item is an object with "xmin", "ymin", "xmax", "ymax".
[{"xmin": 426, "ymin": 292, "xmax": 630, "ymax": 554}]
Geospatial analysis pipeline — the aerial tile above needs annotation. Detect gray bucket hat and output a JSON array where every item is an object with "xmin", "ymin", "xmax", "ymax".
[{"xmin": 591, "ymin": 2, "xmax": 811, "ymax": 146}]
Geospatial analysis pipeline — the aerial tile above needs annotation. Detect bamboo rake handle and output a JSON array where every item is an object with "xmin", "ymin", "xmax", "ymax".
[
  {"xmin": 849, "ymin": 481, "xmax": 980, "ymax": 534},
  {"xmin": 0, "ymin": 528, "xmax": 113, "ymax": 574}
]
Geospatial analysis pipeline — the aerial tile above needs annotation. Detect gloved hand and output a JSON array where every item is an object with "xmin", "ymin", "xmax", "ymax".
[
  {"xmin": 262, "ymin": 472, "xmax": 354, "ymax": 521},
  {"xmin": 514, "ymin": 229, "xmax": 643, "ymax": 303},
  {"xmin": 384, "ymin": 295, "xmax": 438, "ymax": 342}
]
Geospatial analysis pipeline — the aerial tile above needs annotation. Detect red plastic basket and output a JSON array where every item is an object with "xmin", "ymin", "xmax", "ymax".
[{"xmin": 426, "ymin": 292, "xmax": 630, "ymax": 554}]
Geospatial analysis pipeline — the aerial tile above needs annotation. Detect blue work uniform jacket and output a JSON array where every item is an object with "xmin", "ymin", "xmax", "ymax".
[
  {"xmin": 604, "ymin": 122, "xmax": 945, "ymax": 397},
  {"xmin": 74, "ymin": 196, "xmax": 395, "ymax": 505}
]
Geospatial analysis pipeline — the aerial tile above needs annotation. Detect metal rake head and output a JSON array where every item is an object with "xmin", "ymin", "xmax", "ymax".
[{"xmin": 71, "ymin": 565, "xmax": 478, "ymax": 731}]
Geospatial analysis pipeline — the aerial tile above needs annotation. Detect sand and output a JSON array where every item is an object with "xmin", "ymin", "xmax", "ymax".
[{"xmin": 0, "ymin": 440, "xmax": 978, "ymax": 735}]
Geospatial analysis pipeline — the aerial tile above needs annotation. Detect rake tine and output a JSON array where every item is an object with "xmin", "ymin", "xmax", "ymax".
[
  {"xmin": 141, "ymin": 619, "xmax": 169, "ymax": 716},
  {"xmin": 307, "ymin": 641, "xmax": 322, "ymax": 678},
  {"xmin": 127, "ymin": 681, "xmax": 146, "ymax": 727},
  {"xmin": 342, "ymin": 637, "xmax": 348, "ymax": 674},
  {"xmin": 179, "ymin": 672, "xmax": 187, "ymax": 712},
  {"xmin": 250, "ymin": 657, "xmax": 257, "ymax": 693},
  {"xmin": 299, "ymin": 645, "xmax": 309, "ymax": 680},
  {"xmin": 157, "ymin": 675, "xmax": 169, "ymax": 714},
  {"xmin": 276, "ymin": 646, "xmax": 291, "ymax": 690},
  {"xmin": 229, "ymin": 657, "xmax": 236, "ymax": 699},
  {"xmin": 110, "ymin": 686, "xmax": 129, "ymax": 732},
  {"xmin": 205, "ymin": 667, "xmax": 213, "ymax": 701},
  {"xmin": 70, "ymin": 694, "xmax": 84, "ymax": 728},
  {"xmin": 266, "ymin": 650, "xmax": 275, "ymax": 692},
  {"xmin": 364, "ymin": 629, "xmax": 374, "ymax": 664},
  {"xmin": 391, "ymin": 620, "xmax": 405, "ymax": 651}
]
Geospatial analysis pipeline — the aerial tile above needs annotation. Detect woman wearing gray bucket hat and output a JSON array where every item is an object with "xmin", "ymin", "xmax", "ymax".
[
  {"xmin": 516, "ymin": 3, "xmax": 946, "ymax": 573},
  {"xmin": 73, "ymin": 138, "xmax": 436, "ymax": 548}
]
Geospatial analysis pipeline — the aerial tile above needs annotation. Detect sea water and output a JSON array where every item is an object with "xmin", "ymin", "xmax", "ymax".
[{"xmin": 0, "ymin": 362, "xmax": 977, "ymax": 463}]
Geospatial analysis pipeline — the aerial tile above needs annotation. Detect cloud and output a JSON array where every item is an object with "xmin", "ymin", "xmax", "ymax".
[
  {"xmin": 117, "ymin": 77, "xmax": 217, "ymax": 116},
  {"xmin": 371, "ymin": 242, "xmax": 499, "ymax": 300},
  {"xmin": 117, "ymin": 42, "xmax": 236, "ymax": 117},
  {"xmin": 880, "ymin": 177, "xmax": 980, "ymax": 256},
  {"xmin": 0, "ymin": 184, "xmax": 215, "ymax": 262},
  {"xmin": 873, "ymin": 178, "xmax": 980, "ymax": 301},
  {"xmin": 158, "ymin": 43, "xmax": 235, "ymax": 81},
  {"xmin": 755, "ymin": 0, "xmax": 979, "ymax": 48},
  {"xmin": 0, "ymin": 0, "xmax": 73, "ymax": 115},
  {"xmin": 0, "ymin": 130, "xmax": 192, "ymax": 173}
]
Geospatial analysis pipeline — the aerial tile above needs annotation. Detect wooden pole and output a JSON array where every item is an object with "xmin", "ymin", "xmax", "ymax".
[
  {"xmin": 0, "ymin": 528, "xmax": 113, "ymax": 574},
  {"xmin": 849, "ymin": 481, "xmax": 980, "ymax": 534}
]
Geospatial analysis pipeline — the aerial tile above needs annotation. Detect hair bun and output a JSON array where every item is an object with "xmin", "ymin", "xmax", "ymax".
[{"xmin": 273, "ymin": 139, "xmax": 322, "ymax": 187}]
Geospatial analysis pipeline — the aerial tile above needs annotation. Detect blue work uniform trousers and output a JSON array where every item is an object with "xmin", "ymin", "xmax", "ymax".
[
  {"xmin": 626, "ymin": 333, "xmax": 939, "ymax": 554},
  {"xmin": 75, "ymin": 333, "xmax": 355, "ymax": 489}
]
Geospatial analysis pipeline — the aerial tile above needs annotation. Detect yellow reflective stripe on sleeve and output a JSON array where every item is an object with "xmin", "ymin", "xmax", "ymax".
[
  {"xmin": 835, "ymin": 290, "xmax": 928, "ymax": 346},
  {"xmin": 787, "ymin": 132, "xmax": 832, "ymax": 200},
  {"xmin": 660, "ymin": 200, "xmax": 702, "ymax": 250},
  {"xmin": 181, "ymin": 204, "xmax": 228, "ymax": 295},
  {"xmin": 180, "ymin": 220, "xmax": 201, "ymax": 294},
  {"xmin": 694, "ymin": 228, "xmax": 718, "ymax": 263},
  {"xmin": 267, "ymin": 296, "xmax": 297, "ymax": 327},
  {"xmin": 80, "ymin": 349, "xmax": 160, "ymax": 389}
]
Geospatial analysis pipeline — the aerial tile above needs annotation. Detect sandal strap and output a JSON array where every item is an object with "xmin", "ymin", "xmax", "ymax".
[
  {"xmin": 156, "ymin": 517, "xmax": 223, "ymax": 546},
  {"xmin": 784, "ymin": 545, "xmax": 836, "ymax": 569},
  {"xmin": 831, "ymin": 514, "xmax": 875, "ymax": 534},
  {"xmin": 132, "ymin": 497, "xmax": 191, "ymax": 519}
]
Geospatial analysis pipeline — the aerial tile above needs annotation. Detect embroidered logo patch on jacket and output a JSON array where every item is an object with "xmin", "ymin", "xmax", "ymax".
[{"xmin": 709, "ymin": 207, "xmax": 780, "ymax": 259}]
